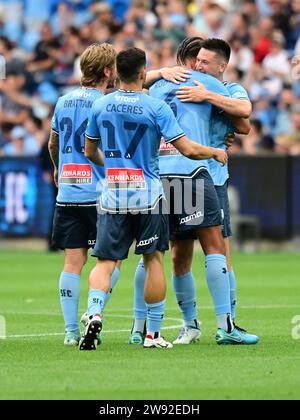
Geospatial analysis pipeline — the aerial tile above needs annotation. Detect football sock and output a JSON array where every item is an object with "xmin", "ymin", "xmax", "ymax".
[
  {"xmin": 146, "ymin": 300, "xmax": 166, "ymax": 335},
  {"xmin": 87, "ymin": 289, "xmax": 106, "ymax": 317},
  {"xmin": 133, "ymin": 259, "xmax": 147, "ymax": 332},
  {"xmin": 59, "ymin": 272, "xmax": 80, "ymax": 333},
  {"xmin": 217, "ymin": 314, "xmax": 234, "ymax": 333},
  {"xmin": 205, "ymin": 254, "xmax": 233, "ymax": 332},
  {"xmin": 172, "ymin": 272, "xmax": 198, "ymax": 328},
  {"xmin": 229, "ymin": 270, "xmax": 237, "ymax": 321},
  {"xmin": 103, "ymin": 267, "xmax": 120, "ymax": 309}
]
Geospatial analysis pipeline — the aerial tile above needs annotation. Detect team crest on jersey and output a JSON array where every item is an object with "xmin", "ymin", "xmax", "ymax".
[
  {"xmin": 60, "ymin": 164, "xmax": 92, "ymax": 184},
  {"xmin": 107, "ymin": 168, "xmax": 146, "ymax": 190}
]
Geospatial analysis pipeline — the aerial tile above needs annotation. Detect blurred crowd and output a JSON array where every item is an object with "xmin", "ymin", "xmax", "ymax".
[{"xmin": 0, "ymin": 0, "xmax": 300, "ymax": 157}]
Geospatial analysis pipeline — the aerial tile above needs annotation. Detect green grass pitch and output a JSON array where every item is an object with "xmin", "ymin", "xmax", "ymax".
[{"xmin": 0, "ymin": 250, "xmax": 300, "ymax": 400}]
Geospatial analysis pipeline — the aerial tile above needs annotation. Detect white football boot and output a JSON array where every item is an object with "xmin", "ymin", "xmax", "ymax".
[
  {"xmin": 143, "ymin": 334, "xmax": 173, "ymax": 349},
  {"xmin": 173, "ymin": 324, "xmax": 201, "ymax": 345}
]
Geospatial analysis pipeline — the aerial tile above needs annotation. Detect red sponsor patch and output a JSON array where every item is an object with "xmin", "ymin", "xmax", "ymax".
[
  {"xmin": 160, "ymin": 138, "xmax": 176, "ymax": 151},
  {"xmin": 60, "ymin": 164, "xmax": 92, "ymax": 184},
  {"xmin": 159, "ymin": 138, "xmax": 180, "ymax": 156},
  {"xmin": 107, "ymin": 168, "xmax": 146, "ymax": 189}
]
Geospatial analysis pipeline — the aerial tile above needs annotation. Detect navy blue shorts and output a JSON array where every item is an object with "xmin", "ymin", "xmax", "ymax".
[
  {"xmin": 92, "ymin": 200, "xmax": 169, "ymax": 260},
  {"xmin": 215, "ymin": 181, "xmax": 232, "ymax": 238},
  {"xmin": 52, "ymin": 204, "xmax": 97, "ymax": 250},
  {"xmin": 162, "ymin": 169, "xmax": 222, "ymax": 241}
]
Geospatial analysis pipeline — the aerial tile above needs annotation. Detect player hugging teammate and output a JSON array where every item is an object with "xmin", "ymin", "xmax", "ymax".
[{"xmin": 49, "ymin": 38, "xmax": 259, "ymax": 351}]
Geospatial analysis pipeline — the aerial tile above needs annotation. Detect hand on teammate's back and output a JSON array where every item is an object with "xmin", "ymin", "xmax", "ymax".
[
  {"xmin": 160, "ymin": 66, "xmax": 192, "ymax": 85},
  {"xmin": 176, "ymin": 80, "xmax": 208, "ymax": 102},
  {"xmin": 213, "ymin": 148, "xmax": 228, "ymax": 166},
  {"xmin": 225, "ymin": 133, "xmax": 235, "ymax": 149}
]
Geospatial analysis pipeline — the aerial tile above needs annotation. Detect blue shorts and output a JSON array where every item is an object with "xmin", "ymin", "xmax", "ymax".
[
  {"xmin": 162, "ymin": 169, "xmax": 222, "ymax": 241},
  {"xmin": 52, "ymin": 203, "xmax": 97, "ymax": 250},
  {"xmin": 92, "ymin": 200, "xmax": 169, "ymax": 260},
  {"xmin": 215, "ymin": 181, "xmax": 232, "ymax": 238}
]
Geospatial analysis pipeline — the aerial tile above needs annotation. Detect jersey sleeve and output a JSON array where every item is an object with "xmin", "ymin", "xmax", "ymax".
[
  {"xmin": 51, "ymin": 100, "xmax": 60, "ymax": 134},
  {"xmin": 156, "ymin": 101, "xmax": 185, "ymax": 144},
  {"xmin": 228, "ymin": 83, "xmax": 250, "ymax": 101},
  {"xmin": 205, "ymin": 77, "xmax": 230, "ymax": 97},
  {"xmin": 85, "ymin": 102, "xmax": 101, "ymax": 141}
]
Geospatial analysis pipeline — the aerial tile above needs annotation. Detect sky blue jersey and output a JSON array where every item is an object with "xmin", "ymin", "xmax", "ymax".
[
  {"xmin": 51, "ymin": 87, "xmax": 105, "ymax": 204},
  {"xmin": 209, "ymin": 82, "xmax": 250, "ymax": 186},
  {"xmin": 85, "ymin": 89, "xmax": 185, "ymax": 211},
  {"xmin": 149, "ymin": 70, "xmax": 229, "ymax": 178}
]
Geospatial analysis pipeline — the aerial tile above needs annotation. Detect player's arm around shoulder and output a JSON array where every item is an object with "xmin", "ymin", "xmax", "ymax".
[
  {"xmin": 177, "ymin": 80, "xmax": 252, "ymax": 118},
  {"xmin": 144, "ymin": 67, "xmax": 191, "ymax": 89}
]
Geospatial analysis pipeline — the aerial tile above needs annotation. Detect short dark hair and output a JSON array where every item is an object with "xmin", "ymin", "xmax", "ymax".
[
  {"xmin": 201, "ymin": 39, "xmax": 231, "ymax": 63},
  {"xmin": 177, "ymin": 37, "xmax": 204, "ymax": 65},
  {"xmin": 117, "ymin": 47, "xmax": 146, "ymax": 83}
]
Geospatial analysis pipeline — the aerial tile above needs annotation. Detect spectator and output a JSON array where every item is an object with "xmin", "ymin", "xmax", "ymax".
[
  {"xmin": 0, "ymin": 72, "xmax": 31, "ymax": 125},
  {"xmin": 276, "ymin": 103, "xmax": 300, "ymax": 153},
  {"xmin": 3, "ymin": 125, "xmax": 39, "ymax": 156},
  {"xmin": 0, "ymin": 0, "xmax": 299, "ymax": 156},
  {"xmin": 26, "ymin": 23, "xmax": 60, "ymax": 84},
  {"xmin": 0, "ymin": 35, "xmax": 26, "ymax": 75},
  {"xmin": 229, "ymin": 35, "xmax": 254, "ymax": 76},
  {"xmin": 0, "ymin": 122, "xmax": 14, "ymax": 156},
  {"xmin": 193, "ymin": 0, "xmax": 232, "ymax": 39},
  {"xmin": 273, "ymin": 85, "xmax": 295, "ymax": 137},
  {"xmin": 243, "ymin": 119, "xmax": 276, "ymax": 154},
  {"xmin": 262, "ymin": 31, "xmax": 291, "ymax": 80}
]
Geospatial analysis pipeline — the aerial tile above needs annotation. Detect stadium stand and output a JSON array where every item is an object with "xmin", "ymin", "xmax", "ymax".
[{"xmin": 0, "ymin": 0, "xmax": 299, "ymax": 158}]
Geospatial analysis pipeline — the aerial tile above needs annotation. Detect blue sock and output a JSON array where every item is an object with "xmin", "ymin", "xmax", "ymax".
[
  {"xmin": 205, "ymin": 254, "xmax": 231, "ymax": 328},
  {"xmin": 172, "ymin": 272, "xmax": 198, "ymax": 327},
  {"xmin": 88, "ymin": 289, "xmax": 106, "ymax": 317},
  {"xmin": 133, "ymin": 260, "xmax": 147, "ymax": 332},
  {"xmin": 103, "ymin": 267, "xmax": 120, "ymax": 309},
  {"xmin": 59, "ymin": 272, "xmax": 80, "ymax": 333},
  {"xmin": 146, "ymin": 300, "xmax": 166, "ymax": 334},
  {"xmin": 229, "ymin": 270, "xmax": 237, "ymax": 321}
]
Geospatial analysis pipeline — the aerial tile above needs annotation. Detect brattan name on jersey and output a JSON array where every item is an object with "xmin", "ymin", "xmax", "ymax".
[
  {"xmin": 149, "ymin": 70, "xmax": 230, "ymax": 178},
  {"xmin": 85, "ymin": 90, "xmax": 185, "ymax": 212},
  {"xmin": 209, "ymin": 82, "xmax": 250, "ymax": 186},
  {"xmin": 51, "ymin": 88, "xmax": 105, "ymax": 203}
]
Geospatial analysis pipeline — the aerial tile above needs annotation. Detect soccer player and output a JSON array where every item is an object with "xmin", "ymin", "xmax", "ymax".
[
  {"xmin": 49, "ymin": 43, "xmax": 121, "ymax": 346},
  {"xmin": 130, "ymin": 37, "xmax": 259, "ymax": 346},
  {"xmin": 176, "ymin": 38, "xmax": 259, "ymax": 341},
  {"xmin": 79, "ymin": 47, "xmax": 227, "ymax": 351}
]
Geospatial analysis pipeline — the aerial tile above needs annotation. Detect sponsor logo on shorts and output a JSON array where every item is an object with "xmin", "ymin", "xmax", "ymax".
[
  {"xmin": 137, "ymin": 235, "xmax": 159, "ymax": 248},
  {"xmin": 88, "ymin": 240, "xmax": 96, "ymax": 246},
  {"xmin": 60, "ymin": 164, "xmax": 92, "ymax": 185},
  {"xmin": 107, "ymin": 168, "xmax": 146, "ymax": 190},
  {"xmin": 180, "ymin": 211, "xmax": 204, "ymax": 225}
]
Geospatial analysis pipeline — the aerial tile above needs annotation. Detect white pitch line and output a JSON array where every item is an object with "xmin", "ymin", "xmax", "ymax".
[
  {"xmin": 2, "ymin": 304, "xmax": 300, "ymax": 317},
  {"xmin": 4, "ymin": 315, "xmax": 184, "ymax": 339}
]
